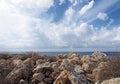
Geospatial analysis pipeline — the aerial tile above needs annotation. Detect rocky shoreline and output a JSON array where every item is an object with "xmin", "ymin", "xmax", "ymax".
[{"xmin": 0, "ymin": 52, "xmax": 120, "ymax": 84}]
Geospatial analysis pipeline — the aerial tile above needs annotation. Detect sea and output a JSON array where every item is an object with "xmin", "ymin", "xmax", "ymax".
[
  {"xmin": 6, "ymin": 51, "xmax": 120, "ymax": 57},
  {"xmin": 38, "ymin": 52, "xmax": 120, "ymax": 57}
]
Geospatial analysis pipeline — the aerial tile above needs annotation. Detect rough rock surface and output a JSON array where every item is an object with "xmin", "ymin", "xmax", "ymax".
[
  {"xmin": 95, "ymin": 78, "xmax": 120, "ymax": 84},
  {"xmin": 0, "ymin": 52, "xmax": 119, "ymax": 84},
  {"xmin": 61, "ymin": 59, "xmax": 93, "ymax": 84},
  {"xmin": 4, "ymin": 64, "xmax": 31, "ymax": 84},
  {"xmin": 81, "ymin": 51, "xmax": 108, "ymax": 73}
]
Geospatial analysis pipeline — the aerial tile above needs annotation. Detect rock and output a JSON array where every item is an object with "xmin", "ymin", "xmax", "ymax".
[
  {"xmin": 45, "ymin": 70, "xmax": 52, "ymax": 77},
  {"xmin": 4, "ymin": 62, "xmax": 31, "ymax": 84},
  {"xmin": 53, "ymin": 71, "xmax": 71, "ymax": 84},
  {"xmin": 0, "ymin": 59, "xmax": 14, "ymax": 83},
  {"xmin": 74, "ymin": 65, "xmax": 84, "ymax": 74},
  {"xmin": 67, "ymin": 52, "xmax": 81, "ymax": 65},
  {"xmin": 92, "ymin": 57, "xmax": 120, "ymax": 82},
  {"xmin": 54, "ymin": 59, "xmax": 93, "ymax": 84},
  {"xmin": 23, "ymin": 58, "xmax": 34, "ymax": 68},
  {"xmin": 69, "ymin": 56, "xmax": 82, "ymax": 65},
  {"xmin": 91, "ymin": 51, "xmax": 108, "ymax": 62},
  {"xmin": 43, "ymin": 77, "xmax": 53, "ymax": 84},
  {"xmin": 50, "ymin": 71, "xmax": 59, "ymax": 80},
  {"xmin": 56, "ymin": 54, "xmax": 68, "ymax": 59},
  {"xmin": 13, "ymin": 59, "xmax": 23, "ymax": 66},
  {"xmin": 68, "ymin": 52, "xmax": 80, "ymax": 59},
  {"xmin": 36, "ymin": 59, "xmax": 46, "ymax": 65},
  {"xmin": 33, "ymin": 62, "xmax": 51, "ymax": 73},
  {"xmin": 81, "ymin": 52, "xmax": 108, "ymax": 73},
  {"xmin": 0, "ymin": 54, "xmax": 9, "ymax": 59},
  {"xmin": 61, "ymin": 59, "xmax": 93, "ymax": 84},
  {"xmin": 31, "ymin": 52, "xmax": 40, "ymax": 61},
  {"xmin": 92, "ymin": 62, "xmax": 108, "ymax": 82},
  {"xmin": 32, "ymin": 73, "xmax": 45, "ymax": 84},
  {"xmin": 19, "ymin": 79, "xmax": 28, "ymax": 84},
  {"xmin": 95, "ymin": 78, "xmax": 120, "ymax": 84},
  {"xmin": 0, "ymin": 52, "xmax": 111, "ymax": 84},
  {"xmin": 37, "ymin": 81, "xmax": 47, "ymax": 84}
]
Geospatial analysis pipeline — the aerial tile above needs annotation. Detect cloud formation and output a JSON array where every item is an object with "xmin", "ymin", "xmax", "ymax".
[
  {"xmin": 0, "ymin": 0, "xmax": 120, "ymax": 51},
  {"xmin": 97, "ymin": 12, "xmax": 108, "ymax": 21},
  {"xmin": 79, "ymin": 0, "xmax": 95, "ymax": 15}
]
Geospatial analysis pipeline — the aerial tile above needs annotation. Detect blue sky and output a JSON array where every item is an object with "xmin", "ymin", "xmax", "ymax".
[{"xmin": 0, "ymin": 0, "xmax": 120, "ymax": 52}]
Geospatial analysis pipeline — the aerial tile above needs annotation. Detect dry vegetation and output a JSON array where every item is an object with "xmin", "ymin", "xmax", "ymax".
[{"xmin": 94, "ymin": 56, "xmax": 120, "ymax": 82}]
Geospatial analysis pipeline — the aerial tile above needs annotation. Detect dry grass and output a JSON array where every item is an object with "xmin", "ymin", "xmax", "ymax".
[{"xmin": 95, "ymin": 56, "xmax": 120, "ymax": 81}]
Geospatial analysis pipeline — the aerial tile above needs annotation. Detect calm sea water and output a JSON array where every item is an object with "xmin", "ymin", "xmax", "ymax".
[
  {"xmin": 38, "ymin": 52, "xmax": 120, "ymax": 57},
  {"xmin": 7, "ymin": 51, "xmax": 120, "ymax": 57}
]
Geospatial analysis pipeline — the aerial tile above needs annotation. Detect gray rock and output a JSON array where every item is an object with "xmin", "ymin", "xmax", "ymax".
[{"xmin": 95, "ymin": 78, "xmax": 120, "ymax": 84}]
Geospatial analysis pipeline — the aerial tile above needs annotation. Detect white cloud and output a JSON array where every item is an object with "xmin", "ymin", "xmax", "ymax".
[
  {"xmin": 83, "ymin": 0, "xmax": 119, "ymax": 22},
  {"xmin": 79, "ymin": 0, "xmax": 95, "ymax": 15},
  {"xmin": 65, "ymin": 7, "xmax": 75, "ymax": 22},
  {"xmin": 59, "ymin": 0, "xmax": 65, "ymax": 5},
  {"xmin": 97, "ymin": 12, "xmax": 114, "ymax": 26},
  {"xmin": 69, "ymin": 0, "xmax": 74, "ymax": 3},
  {"xmin": 8, "ymin": 0, "xmax": 54, "ymax": 14},
  {"xmin": 0, "ymin": 0, "xmax": 120, "ymax": 51},
  {"xmin": 97, "ymin": 12, "xmax": 108, "ymax": 20},
  {"xmin": 0, "ymin": 0, "xmax": 54, "ymax": 49},
  {"xmin": 73, "ymin": 0, "xmax": 78, "ymax": 6},
  {"xmin": 69, "ymin": 0, "xmax": 86, "ymax": 6}
]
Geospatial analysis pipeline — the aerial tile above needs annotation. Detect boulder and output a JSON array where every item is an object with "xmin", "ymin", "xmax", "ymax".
[
  {"xmin": 92, "ymin": 62, "xmax": 107, "ymax": 82},
  {"xmin": 37, "ymin": 81, "xmax": 47, "ymax": 84},
  {"xmin": 91, "ymin": 51, "xmax": 108, "ymax": 62},
  {"xmin": 74, "ymin": 65, "xmax": 84, "ymax": 74},
  {"xmin": 62, "ymin": 59, "xmax": 93, "ymax": 84},
  {"xmin": 53, "ymin": 71, "xmax": 71, "ymax": 84},
  {"xmin": 56, "ymin": 54, "xmax": 68, "ymax": 59},
  {"xmin": 95, "ymin": 78, "xmax": 120, "ymax": 84},
  {"xmin": 23, "ymin": 58, "xmax": 35, "ymax": 68},
  {"xmin": 4, "ymin": 62, "xmax": 31, "ymax": 84},
  {"xmin": 31, "ymin": 52, "xmax": 40, "ymax": 61},
  {"xmin": 19, "ymin": 79, "xmax": 28, "ymax": 84},
  {"xmin": 32, "ymin": 73, "xmax": 45, "ymax": 84},
  {"xmin": 36, "ymin": 59, "xmax": 46, "ymax": 65},
  {"xmin": 33, "ymin": 62, "xmax": 51, "ymax": 73},
  {"xmin": 81, "ymin": 52, "xmax": 108, "ymax": 73},
  {"xmin": 0, "ymin": 59, "xmax": 14, "ymax": 83},
  {"xmin": 68, "ymin": 52, "xmax": 80, "ymax": 59},
  {"xmin": 54, "ymin": 59, "xmax": 93, "ymax": 84},
  {"xmin": 43, "ymin": 77, "xmax": 53, "ymax": 84},
  {"xmin": 13, "ymin": 59, "xmax": 23, "ymax": 66}
]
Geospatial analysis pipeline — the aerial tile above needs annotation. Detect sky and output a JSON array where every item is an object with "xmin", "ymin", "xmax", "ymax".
[{"xmin": 0, "ymin": 0, "xmax": 120, "ymax": 52}]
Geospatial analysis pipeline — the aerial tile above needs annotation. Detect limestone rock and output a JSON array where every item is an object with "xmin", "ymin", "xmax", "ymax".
[
  {"xmin": 56, "ymin": 54, "xmax": 68, "ymax": 59},
  {"xmin": 37, "ymin": 81, "xmax": 47, "ymax": 84},
  {"xmin": 32, "ymin": 73, "xmax": 45, "ymax": 84},
  {"xmin": 74, "ymin": 65, "xmax": 84, "ymax": 74},
  {"xmin": 33, "ymin": 62, "xmax": 51, "ymax": 73},
  {"xmin": 95, "ymin": 78, "xmax": 120, "ymax": 84},
  {"xmin": 19, "ymin": 79, "xmax": 28, "ymax": 84},
  {"xmin": 68, "ymin": 52, "xmax": 80, "ymax": 59},
  {"xmin": 43, "ymin": 77, "xmax": 53, "ymax": 84},
  {"xmin": 91, "ymin": 51, "xmax": 108, "ymax": 62},
  {"xmin": 31, "ymin": 52, "xmax": 40, "ymax": 61},
  {"xmin": 92, "ymin": 62, "xmax": 108, "ymax": 81},
  {"xmin": 23, "ymin": 58, "xmax": 34, "ymax": 68},
  {"xmin": 81, "ymin": 51, "xmax": 108, "ymax": 73},
  {"xmin": 36, "ymin": 59, "xmax": 46, "ymax": 65},
  {"xmin": 13, "ymin": 59, "xmax": 23, "ymax": 66},
  {"xmin": 4, "ymin": 63, "xmax": 31, "ymax": 84},
  {"xmin": 53, "ymin": 71, "xmax": 71, "ymax": 84},
  {"xmin": 54, "ymin": 59, "xmax": 93, "ymax": 84}
]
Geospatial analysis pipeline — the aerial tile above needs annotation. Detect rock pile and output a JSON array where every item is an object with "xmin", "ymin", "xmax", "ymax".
[{"xmin": 0, "ymin": 51, "xmax": 118, "ymax": 84}]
